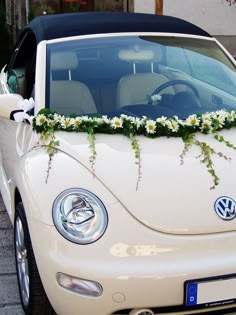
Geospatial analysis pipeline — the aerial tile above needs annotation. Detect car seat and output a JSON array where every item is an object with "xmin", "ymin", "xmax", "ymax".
[
  {"xmin": 50, "ymin": 51, "xmax": 96, "ymax": 115},
  {"xmin": 116, "ymin": 47, "xmax": 174, "ymax": 108}
]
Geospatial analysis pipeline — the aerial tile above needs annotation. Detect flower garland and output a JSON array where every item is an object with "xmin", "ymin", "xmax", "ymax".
[{"xmin": 32, "ymin": 108, "xmax": 236, "ymax": 189}]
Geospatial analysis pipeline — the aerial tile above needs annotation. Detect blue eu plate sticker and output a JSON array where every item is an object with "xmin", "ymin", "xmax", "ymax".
[{"xmin": 186, "ymin": 283, "xmax": 198, "ymax": 305}]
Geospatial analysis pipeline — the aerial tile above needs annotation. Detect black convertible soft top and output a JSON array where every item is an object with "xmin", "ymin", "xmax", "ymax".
[{"xmin": 22, "ymin": 12, "xmax": 211, "ymax": 43}]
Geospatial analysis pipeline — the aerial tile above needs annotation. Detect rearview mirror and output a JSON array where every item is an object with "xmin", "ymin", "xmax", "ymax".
[{"xmin": 0, "ymin": 94, "xmax": 24, "ymax": 119}]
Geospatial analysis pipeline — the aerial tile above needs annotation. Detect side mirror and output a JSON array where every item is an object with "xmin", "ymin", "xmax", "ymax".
[{"xmin": 0, "ymin": 94, "xmax": 24, "ymax": 119}]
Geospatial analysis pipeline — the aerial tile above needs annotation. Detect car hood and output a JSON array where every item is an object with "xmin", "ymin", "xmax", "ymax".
[{"xmin": 55, "ymin": 130, "xmax": 236, "ymax": 235}]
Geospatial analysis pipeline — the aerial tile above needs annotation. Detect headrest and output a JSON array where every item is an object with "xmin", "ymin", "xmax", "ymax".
[
  {"xmin": 51, "ymin": 51, "xmax": 78, "ymax": 70},
  {"xmin": 118, "ymin": 48, "xmax": 154, "ymax": 62}
]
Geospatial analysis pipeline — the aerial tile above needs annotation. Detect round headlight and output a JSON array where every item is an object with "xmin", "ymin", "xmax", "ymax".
[{"xmin": 53, "ymin": 189, "xmax": 108, "ymax": 244}]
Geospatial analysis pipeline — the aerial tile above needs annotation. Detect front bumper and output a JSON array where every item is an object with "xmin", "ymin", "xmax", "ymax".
[{"xmin": 28, "ymin": 200, "xmax": 236, "ymax": 315}]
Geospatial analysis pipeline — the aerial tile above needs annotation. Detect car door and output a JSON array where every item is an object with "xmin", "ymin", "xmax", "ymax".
[{"xmin": 0, "ymin": 31, "xmax": 37, "ymax": 217}]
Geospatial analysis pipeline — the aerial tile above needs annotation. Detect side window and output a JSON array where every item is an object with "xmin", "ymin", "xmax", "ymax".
[
  {"xmin": 7, "ymin": 69, "xmax": 25, "ymax": 95},
  {"xmin": 7, "ymin": 32, "xmax": 37, "ymax": 98}
]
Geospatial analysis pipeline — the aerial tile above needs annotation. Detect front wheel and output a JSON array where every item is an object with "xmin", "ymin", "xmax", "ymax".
[{"xmin": 14, "ymin": 202, "xmax": 56, "ymax": 315}]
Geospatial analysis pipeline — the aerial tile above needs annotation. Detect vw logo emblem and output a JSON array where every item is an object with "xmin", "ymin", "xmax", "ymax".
[{"xmin": 214, "ymin": 196, "xmax": 236, "ymax": 221}]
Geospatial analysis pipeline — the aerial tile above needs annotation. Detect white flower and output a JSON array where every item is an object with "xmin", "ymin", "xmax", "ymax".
[
  {"xmin": 48, "ymin": 118, "xmax": 56, "ymax": 128},
  {"xmin": 215, "ymin": 109, "xmax": 227, "ymax": 116},
  {"xmin": 94, "ymin": 117, "xmax": 103, "ymax": 124},
  {"xmin": 53, "ymin": 113, "xmax": 60, "ymax": 120},
  {"xmin": 120, "ymin": 114, "xmax": 129, "ymax": 120},
  {"xmin": 166, "ymin": 120, "xmax": 179, "ymax": 132},
  {"xmin": 156, "ymin": 116, "xmax": 167, "ymax": 126},
  {"xmin": 102, "ymin": 115, "xmax": 111, "ymax": 125},
  {"xmin": 135, "ymin": 118, "xmax": 144, "ymax": 129},
  {"xmin": 178, "ymin": 119, "xmax": 185, "ymax": 127},
  {"xmin": 69, "ymin": 118, "xmax": 75, "ymax": 125},
  {"xmin": 111, "ymin": 117, "xmax": 123, "ymax": 129},
  {"xmin": 151, "ymin": 94, "xmax": 162, "ymax": 103},
  {"xmin": 216, "ymin": 116, "xmax": 225, "ymax": 128},
  {"xmin": 127, "ymin": 116, "xmax": 136, "ymax": 123},
  {"xmin": 53, "ymin": 113, "xmax": 66, "ymax": 124},
  {"xmin": 200, "ymin": 119, "xmax": 212, "ymax": 132},
  {"xmin": 81, "ymin": 116, "xmax": 89, "ymax": 122},
  {"xmin": 145, "ymin": 120, "xmax": 156, "ymax": 134},
  {"xmin": 36, "ymin": 114, "xmax": 47, "ymax": 126},
  {"xmin": 226, "ymin": 111, "xmax": 236, "ymax": 122},
  {"xmin": 215, "ymin": 110, "xmax": 228, "ymax": 126},
  {"xmin": 129, "ymin": 117, "xmax": 143, "ymax": 129},
  {"xmin": 185, "ymin": 114, "xmax": 200, "ymax": 127},
  {"xmin": 60, "ymin": 117, "xmax": 73, "ymax": 129},
  {"xmin": 173, "ymin": 115, "xmax": 180, "ymax": 122},
  {"xmin": 202, "ymin": 113, "xmax": 212, "ymax": 121},
  {"xmin": 73, "ymin": 117, "xmax": 82, "ymax": 127},
  {"xmin": 202, "ymin": 119, "xmax": 212, "ymax": 127}
]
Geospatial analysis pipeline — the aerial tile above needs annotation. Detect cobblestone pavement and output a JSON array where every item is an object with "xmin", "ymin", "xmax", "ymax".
[{"xmin": 0, "ymin": 195, "xmax": 24, "ymax": 315}]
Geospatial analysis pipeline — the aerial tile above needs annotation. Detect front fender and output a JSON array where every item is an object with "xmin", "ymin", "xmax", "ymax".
[{"xmin": 14, "ymin": 147, "xmax": 117, "ymax": 225}]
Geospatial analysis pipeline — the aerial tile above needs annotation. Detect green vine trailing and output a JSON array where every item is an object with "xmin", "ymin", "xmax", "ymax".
[
  {"xmin": 129, "ymin": 133, "xmax": 142, "ymax": 190},
  {"xmin": 37, "ymin": 130, "xmax": 59, "ymax": 183},
  {"xmin": 32, "ymin": 108, "xmax": 236, "ymax": 188},
  {"xmin": 87, "ymin": 130, "xmax": 96, "ymax": 175}
]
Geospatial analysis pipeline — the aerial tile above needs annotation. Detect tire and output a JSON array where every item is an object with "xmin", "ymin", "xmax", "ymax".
[{"xmin": 14, "ymin": 202, "xmax": 56, "ymax": 315}]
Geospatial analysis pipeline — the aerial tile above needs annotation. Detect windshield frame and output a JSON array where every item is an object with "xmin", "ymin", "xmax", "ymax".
[{"xmin": 43, "ymin": 32, "xmax": 236, "ymax": 119}]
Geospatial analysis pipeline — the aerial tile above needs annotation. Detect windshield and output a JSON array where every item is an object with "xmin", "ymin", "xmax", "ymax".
[{"xmin": 46, "ymin": 35, "xmax": 236, "ymax": 119}]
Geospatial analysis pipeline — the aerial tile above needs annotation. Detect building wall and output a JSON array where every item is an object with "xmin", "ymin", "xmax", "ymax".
[
  {"xmin": 164, "ymin": 0, "xmax": 236, "ymax": 36},
  {"xmin": 133, "ymin": 0, "xmax": 236, "ymax": 36},
  {"xmin": 164, "ymin": 0, "xmax": 236, "ymax": 53},
  {"xmin": 133, "ymin": 0, "xmax": 236, "ymax": 53},
  {"xmin": 134, "ymin": 0, "xmax": 155, "ymax": 14}
]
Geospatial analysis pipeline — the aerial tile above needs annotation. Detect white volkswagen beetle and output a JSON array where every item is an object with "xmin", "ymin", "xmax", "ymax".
[{"xmin": 1, "ymin": 12, "xmax": 236, "ymax": 315}]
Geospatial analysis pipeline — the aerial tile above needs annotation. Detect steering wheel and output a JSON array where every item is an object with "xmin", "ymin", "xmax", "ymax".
[{"xmin": 152, "ymin": 79, "xmax": 199, "ymax": 99}]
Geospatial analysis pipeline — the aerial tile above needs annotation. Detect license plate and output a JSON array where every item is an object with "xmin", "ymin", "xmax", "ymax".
[{"xmin": 185, "ymin": 275, "xmax": 236, "ymax": 307}]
